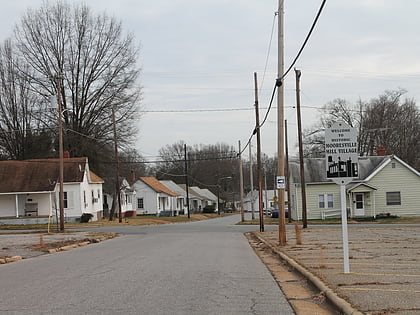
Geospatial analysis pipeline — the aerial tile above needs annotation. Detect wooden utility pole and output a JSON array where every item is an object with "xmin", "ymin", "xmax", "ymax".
[
  {"xmin": 254, "ymin": 72, "xmax": 264, "ymax": 232},
  {"xmin": 184, "ymin": 144, "xmax": 190, "ymax": 218},
  {"xmin": 238, "ymin": 141, "xmax": 245, "ymax": 222},
  {"xmin": 295, "ymin": 69, "xmax": 308, "ymax": 228},
  {"xmin": 249, "ymin": 143, "xmax": 255, "ymax": 220},
  {"xmin": 277, "ymin": 0, "xmax": 286, "ymax": 245},
  {"xmin": 285, "ymin": 120, "xmax": 292, "ymax": 223},
  {"xmin": 56, "ymin": 75, "xmax": 65, "ymax": 232},
  {"xmin": 112, "ymin": 107, "xmax": 122, "ymax": 223}
]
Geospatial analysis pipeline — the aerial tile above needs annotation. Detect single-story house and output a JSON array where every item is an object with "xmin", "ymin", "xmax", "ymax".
[
  {"xmin": 103, "ymin": 178, "xmax": 136, "ymax": 218},
  {"xmin": 0, "ymin": 157, "xmax": 104, "ymax": 224},
  {"xmin": 189, "ymin": 187, "xmax": 218, "ymax": 210},
  {"xmin": 289, "ymin": 155, "xmax": 420, "ymax": 220},
  {"xmin": 133, "ymin": 177, "xmax": 179, "ymax": 216},
  {"xmin": 177, "ymin": 184, "xmax": 204, "ymax": 213},
  {"xmin": 159, "ymin": 180, "xmax": 187, "ymax": 215},
  {"xmin": 244, "ymin": 190, "xmax": 278, "ymax": 213}
]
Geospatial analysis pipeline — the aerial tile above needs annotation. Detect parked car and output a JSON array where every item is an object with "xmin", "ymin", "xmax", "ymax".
[{"xmin": 271, "ymin": 211, "xmax": 288, "ymax": 218}]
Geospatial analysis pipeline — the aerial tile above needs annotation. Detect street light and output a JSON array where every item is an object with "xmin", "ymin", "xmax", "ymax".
[{"xmin": 217, "ymin": 176, "xmax": 232, "ymax": 215}]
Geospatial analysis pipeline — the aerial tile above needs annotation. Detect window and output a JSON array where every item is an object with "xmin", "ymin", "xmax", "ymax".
[
  {"xmin": 319, "ymin": 194, "xmax": 334, "ymax": 209},
  {"xmin": 386, "ymin": 192, "xmax": 401, "ymax": 205},
  {"xmin": 327, "ymin": 194, "xmax": 334, "ymax": 208},
  {"xmin": 64, "ymin": 191, "xmax": 68, "ymax": 209},
  {"xmin": 63, "ymin": 191, "xmax": 74, "ymax": 209},
  {"xmin": 137, "ymin": 198, "xmax": 144, "ymax": 209}
]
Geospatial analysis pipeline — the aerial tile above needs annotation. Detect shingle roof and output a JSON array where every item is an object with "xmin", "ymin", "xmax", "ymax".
[
  {"xmin": 160, "ymin": 180, "xmax": 187, "ymax": 197},
  {"xmin": 0, "ymin": 157, "xmax": 95, "ymax": 193},
  {"xmin": 89, "ymin": 171, "xmax": 104, "ymax": 183},
  {"xmin": 139, "ymin": 177, "xmax": 178, "ymax": 196}
]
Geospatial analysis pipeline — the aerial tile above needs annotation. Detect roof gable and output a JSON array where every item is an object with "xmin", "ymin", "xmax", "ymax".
[{"xmin": 139, "ymin": 177, "xmax": 178, "ymax": 196}]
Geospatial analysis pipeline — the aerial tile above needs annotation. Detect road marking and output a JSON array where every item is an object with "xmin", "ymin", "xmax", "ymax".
[{"xmin": 341, "ymin": 287, "xmax": 420, "ymax": 293}]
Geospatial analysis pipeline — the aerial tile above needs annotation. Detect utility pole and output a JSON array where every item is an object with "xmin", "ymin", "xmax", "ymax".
[
  {"xmin": 285, "ymin": 120, "xmax": 292, "ymax": 223},
  {"xmin": 56, "ymin": 75, "xmax": 65, "ymax": 232},
  {"xmin": 277, "ymin": 1, "xmax": 286, "ymax": 245},
  {"xmin": 249, "ymin": 142, "xmax": 255, "ymax": 220},
  {"xmin": 254, "ymin": 72, "xmax": 264, "ymax": 232},
  {"xmin": 112, "ymin": 106, "xmax": 122, "ymax": 223},
  {"xmin": 295, "ymin": 69, "xmax": 308, "ymax": 228},
  {"xmin": 238, "ymin": 141, "xmax": 245, "ymax": 222},
  {"xmin": 184, "ymin": 144, "xmax": 190, "ymax": 218}
]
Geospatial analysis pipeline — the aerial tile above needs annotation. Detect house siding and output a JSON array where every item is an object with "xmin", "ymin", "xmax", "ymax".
[
  {"xmin": 133, "ymin": 181, "xmax": 159, "ymax": 215},
  {"xmin": 366, "ymin": 159, "xmax": 420, "ymax": 217},
  {"xmin": 293, "ymin": 183, "xmax": 342, "ymax": 220}
]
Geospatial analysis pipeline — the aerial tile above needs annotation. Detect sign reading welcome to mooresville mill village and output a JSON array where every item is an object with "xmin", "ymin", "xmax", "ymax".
[{"xmin": 325, "ymin": 121, "xmax": 359, "ymax": 185}]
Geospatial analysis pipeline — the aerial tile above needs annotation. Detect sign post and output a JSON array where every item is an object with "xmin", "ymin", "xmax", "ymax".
[{"xmin": 325, "ymin": 121, "xmax": 358, "ymax": 274}]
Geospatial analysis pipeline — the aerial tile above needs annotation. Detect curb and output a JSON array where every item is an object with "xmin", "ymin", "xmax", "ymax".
[{"xmin": 252, "ymin": 232, "xmax": 364, "ymax": 315}]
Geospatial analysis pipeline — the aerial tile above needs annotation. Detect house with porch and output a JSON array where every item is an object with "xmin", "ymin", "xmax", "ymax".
[
  {"xmin": 159, "ymin": 180, "xmax": 187, "ymax": 215},
  {"xmin": 289, "ymin": 155, "xmax": 420, "ymax": 220},
  {"xmin": 177, "ymin": 184, "xmax": 204, "ymax": 213},
  {"xmin": 103, "ymin": 178, "xmax": 136, "ymax": 218},
  {"xmin": 0, "ymin": 157, "xmax": 104, "ymax": 224},
  {"xmin": 133, "ymin": 177, "xmax": 179, "ymax": 216}
]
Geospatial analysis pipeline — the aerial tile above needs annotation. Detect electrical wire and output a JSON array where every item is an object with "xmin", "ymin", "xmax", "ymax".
[{"xmin": 238, "ymin": 0, "xmax": 327, "ymax": 156}]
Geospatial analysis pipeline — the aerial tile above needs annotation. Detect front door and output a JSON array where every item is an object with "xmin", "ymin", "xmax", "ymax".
[{"xmin": 354, "ymin": 193, "xmax": 365, "ymax": 216}]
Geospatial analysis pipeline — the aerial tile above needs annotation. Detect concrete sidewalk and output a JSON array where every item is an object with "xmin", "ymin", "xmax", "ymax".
[{"xmin": 256, "ymin": 226, "xmax": 420, "ymax": 315}]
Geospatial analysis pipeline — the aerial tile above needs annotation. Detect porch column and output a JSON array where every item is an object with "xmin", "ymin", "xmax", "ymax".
[
  {"xmin": 15, "ymin": 195, "xmax": 19, "ymax": 218},
  {"xmin": 373, "ymin": 191, "xmax": 376, "ymax": 218},
  {"xmin": 348, "ymin": 192, "xmax": 353, "ymax": 217}
]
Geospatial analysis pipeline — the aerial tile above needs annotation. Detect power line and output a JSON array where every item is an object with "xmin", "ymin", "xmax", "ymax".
[{"xmin": 239, "ymin": 0, "xmax": 327, "ymax": 156}]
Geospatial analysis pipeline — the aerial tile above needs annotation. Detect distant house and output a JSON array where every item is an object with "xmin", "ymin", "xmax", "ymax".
[
  {"xmin": 103, "ymin": 178, "xmax": 136, "ymax": 218},
  {"xmin": 0, "ymin": 157, "xmax": 104, "ymax": 224},
  {"xmin": 177, "ymin": 184, "xmax": 203, "ymax": 213},
  {"xmin": 160, "ymin": 180, "xmax": 187, "ymax": 215},
  {"xmin": 289, "ymin": 155, "xmax": 420, "ymax": 220},
  {"xmin": 133, "ymin": 177, "xmax": 179, "ymax": 216},
  {"xmin": 244, "ymin": 190, "xmax": 278, "ymax": 212}
]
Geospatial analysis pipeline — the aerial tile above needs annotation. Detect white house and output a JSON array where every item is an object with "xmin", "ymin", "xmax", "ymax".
[
  {"xmin": 159, "ymin": 180, "xmax": 187, "ymax": 215},
  {"xmin": 177, "ymin": 184, "xmax": 203, "ymax": 213},
  {"xmin": 289, "ymin": 155, "xmax": 420, "ymax": 220},
  {"xmin": 0, "ymin": 157, "xmax": 104, "ymax": 224},
  {"xmin": 103, "ymin": 178, "xmax": 136, "ymax": 218},
  {"xmin": 133, "ymin": 177, "xmax": 179, "ymax": 216},
  {"xmin": 244, "ymin": 190, "xmax": 278, "ymax": 213}
]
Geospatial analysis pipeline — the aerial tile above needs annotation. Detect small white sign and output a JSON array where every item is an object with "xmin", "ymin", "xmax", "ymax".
[{"xmin": 276, "ymin": 176, "xmax": 285, "ymax": 189}]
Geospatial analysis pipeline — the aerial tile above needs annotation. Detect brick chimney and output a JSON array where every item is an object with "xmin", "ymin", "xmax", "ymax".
[{"xmin": 377, "ymin": 146, "xmax": 386, "ymax": 156}]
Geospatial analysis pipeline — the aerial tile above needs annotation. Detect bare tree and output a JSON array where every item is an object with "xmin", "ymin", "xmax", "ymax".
[
  {"xmin": 0, "ymin": 39, "xmax": 53, "ymax": 159},
  {"xmin": 155, "ymin": 141, "xmax": 237, "ymax": 195},
  {"xmin": 361, "ymin": 89, "xmax": 420, "ymax": 168},
  {"xmin": 303, "ymin": 89, "xmax": 420, "ymax": 170},
  {"xmin": 12, "ymin": 1, "xmax": 141, "ymax": 160},
  {"xmin": 303, "ymin": 98, "xmax": 363, "ymax": 157}
]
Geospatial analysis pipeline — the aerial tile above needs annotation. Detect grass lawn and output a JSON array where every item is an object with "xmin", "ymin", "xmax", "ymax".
[{"xmin": 0, "ymin": 213, "xmax": 236, "ymax": 232}]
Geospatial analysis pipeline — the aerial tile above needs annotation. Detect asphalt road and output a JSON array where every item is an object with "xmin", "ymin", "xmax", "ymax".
[{"xmin": 0, "ymin": 215, "xmax": 294, "ymax": 315}]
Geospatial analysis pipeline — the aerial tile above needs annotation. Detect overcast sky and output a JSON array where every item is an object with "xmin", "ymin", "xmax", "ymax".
[{"xmin": 1, "ymin": 0, "xmax": 419, "ymax": 160}]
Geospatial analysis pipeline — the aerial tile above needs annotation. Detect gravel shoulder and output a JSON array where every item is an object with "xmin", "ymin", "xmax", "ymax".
[{"xmin": 0, "ymin": 231, "xmax": 116, "ymax": 262}]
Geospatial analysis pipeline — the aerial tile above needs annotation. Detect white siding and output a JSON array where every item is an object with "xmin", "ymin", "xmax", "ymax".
[{"xmin": 366, "ymin": 159, "xmax": 420, "ymax": 217}]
